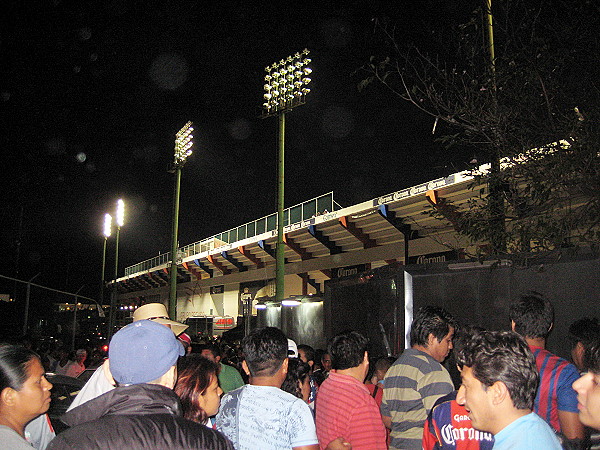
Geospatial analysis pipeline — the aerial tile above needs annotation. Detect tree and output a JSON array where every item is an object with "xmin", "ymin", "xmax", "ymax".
[{"xmin": 360, "ymin": 0, "xmax": 600, "ymax": 254}]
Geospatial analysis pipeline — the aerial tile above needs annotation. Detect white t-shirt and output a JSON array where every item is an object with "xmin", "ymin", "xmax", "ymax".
[
  {"xmin": 216, "ymin": 384, "xmax": 318, "ymax": 450},
  {"xmin": 0, "ymin": 425, "xmax": 34, "ymax": 449}
]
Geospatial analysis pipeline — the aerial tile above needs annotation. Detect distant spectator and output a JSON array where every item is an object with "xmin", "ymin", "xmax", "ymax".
[
  {"xmin": 568, "ymin": 317, "xmax": 600, "ymax": 372},
  {"xmin": 216, "ymin": 327, "xmax": 319, "ymax": 449},
  {"xmin": 510, "ymin": 292, "xmax": 585, "ymax": 443},
  {"xmin": 298, "ymin": 344, "xmax": 319, "ymax": 405},
  {"xmin": 313, "ymin": 352, "xmax": 332, "ymax": 386},
  {"xmin": 178, "ymin": 333, "xmax": 193, "ymax": 355},
  {"xmin": 281, "ymin": 357, "xmax": 311, "ymax": 403},
  {"xmin": 47, "ymin": 320, "xmax": 232, "ymax": 449},
  {"xmin": 316, "ymin": 330, "xmax": 387, "ymax": 449},
  {"xmin": 57, "ymin": 349, "xmax": 86, "ymax": 378},
  {"xmin": 175, "ymin": 355, "xmax": 223, "ymax": 427},
  {"xmin": 199, "ymin": 343, "xmax": 244, "ymax": 394},
  {"xmin": 456, "ymin": 330, "xmax": 561, "ymax": 449},
  {"xmin": 366, "ymin": 357, "xmax": 392, "ymax": 406},
  {"xmin": 382, "ymin": 306, "xmax": 456, "ymax": 449}
]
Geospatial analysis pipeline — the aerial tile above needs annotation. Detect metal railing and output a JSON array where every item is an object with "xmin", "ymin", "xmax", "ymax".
[{"xmin": 124, "ymin": 192, "xmax": 342, "ymax": 277}]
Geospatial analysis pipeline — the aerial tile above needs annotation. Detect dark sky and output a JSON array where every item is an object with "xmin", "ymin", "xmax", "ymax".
[{"xmin": 1, "ymin": 0, "xmax": 472, "ymax": 302}]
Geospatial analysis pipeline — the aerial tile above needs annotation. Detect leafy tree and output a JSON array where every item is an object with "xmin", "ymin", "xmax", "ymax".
[{"xmin": 360, "ymin": 0, "xmax": 600, "ymax": 254}]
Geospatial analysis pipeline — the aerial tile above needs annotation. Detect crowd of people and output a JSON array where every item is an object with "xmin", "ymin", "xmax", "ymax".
[{"xmin": 1, "ymin": 293, "xmax": 599, "ymax": 449}]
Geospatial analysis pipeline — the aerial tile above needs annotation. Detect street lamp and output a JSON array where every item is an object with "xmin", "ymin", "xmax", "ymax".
[
  {"xmin": 100, "ymin": 213, "xmax": 112, "ymax": 307},
  {"xmin": 107, "ymin": 199, "xmax": 125, "ymax": 340},
  {"xmin": 261, "ymin": 49, "xmax": 312, "ymax": 302},
  {"xmin": 169, "ymin": 121, "xmax": 193, "ymax": 320}
]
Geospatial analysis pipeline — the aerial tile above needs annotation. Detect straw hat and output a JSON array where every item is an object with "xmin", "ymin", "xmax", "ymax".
[{"xmin": 132, "ymin": 303, "xmax": 188, "ymax": 336}]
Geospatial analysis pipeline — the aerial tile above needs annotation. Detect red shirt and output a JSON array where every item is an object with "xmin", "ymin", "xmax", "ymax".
[{"xmin": 316, "ymin": 372, "xmax": 387, "ymax": 450}]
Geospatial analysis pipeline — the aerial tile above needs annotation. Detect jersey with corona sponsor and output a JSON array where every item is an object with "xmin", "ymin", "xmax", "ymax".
[{"xmin": 422, "ymin": 392, "xmax": 494, "ymax": 450}]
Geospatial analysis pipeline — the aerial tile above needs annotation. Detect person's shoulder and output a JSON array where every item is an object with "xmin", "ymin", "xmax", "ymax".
[
  {"xmin": 0, "ymin": 425, "xmax": 35, "ymax": 449},
  {"xmin": 397, "ymin": 348, "xmax": 445, "ymax": 373}
]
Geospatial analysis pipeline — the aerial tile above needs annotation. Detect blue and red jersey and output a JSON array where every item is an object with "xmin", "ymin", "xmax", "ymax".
[
  {"xmin": 530, "ymin": 345, "xmax": 580, "ymax": 433},
  {"xmin": 422, "ymin": 392, "xmax": 494, "ymax": 450}
]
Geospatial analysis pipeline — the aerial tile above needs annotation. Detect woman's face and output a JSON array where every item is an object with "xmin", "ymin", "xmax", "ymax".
[
  {"xmin": 198, "ymin": 375, "xmax": 222, "ymax": 418},
  {"xmin": 12, "ymin": 359, "xmax": 53, "ymax": 421},
  {"xmin": 299, "ymin": 376, "xmax": 311, "ymax": 404}
]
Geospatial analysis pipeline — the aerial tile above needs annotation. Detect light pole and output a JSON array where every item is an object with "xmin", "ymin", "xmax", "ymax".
[
  {"xmin": 22, "ymin": 272, "xmax": 40, "ymax": 335},
  {"xmin": 100, "ymin": 213, "xmax": 112, "ymax": 307},
  {"xmin": 168, "ymin": 121, "xmax": 194, "ymax": 320},
  {"xmin": 108, "ymin": 199, "xmax": 125, "ymax": 340},
  {"xmin": 71, "ymin": 285, "xmax": 85, "ymax": 351},
  {"xmin": 261, "ymin": 49, "xmax": 312, "ymax": 301}
]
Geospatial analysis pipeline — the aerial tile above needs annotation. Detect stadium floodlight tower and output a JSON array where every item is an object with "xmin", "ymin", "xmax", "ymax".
[
  {"xmin": 107, "ymin": 199, "xmax": 125, "ymax": 340},
  {"xmin": 261, "ymin": 49, "xmax": 312, "ymax": 302},
  {"xmin": 169, "ymin": 121, "xmax": 194, "ymax": 320},
  {"xmin": 100, "ymin": 213, "xmax": 112, "ymax": 307}
]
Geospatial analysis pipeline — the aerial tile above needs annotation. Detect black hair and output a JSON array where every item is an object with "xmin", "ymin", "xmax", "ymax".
[
  {"xmin": 453, "ymin": 324, "xmax": 486, "ymax": 368},
  {"xmin": 568, "ymin": 317, "xmax": 600, "ymax": 351},
  {"xmin": 198, "ymin": 343, "xmax": 221, "ymax": 359},
  {"xmin": 584, "ymin": 336, "xmax": 600, "ymax": 375},
  {"xmin": 281, "ymin": 357, "xmax": 310, "ymax": 399},
  {"xmin": 242, "ymin": 327, "xmax": 287, "ymax": 377},
  {"xmin": 297, "ymin": 344, "xmax": 315, "ymax": 363},
  {"xmin": 328, "ymin": 330, "xmax": 369, "ymax": 370},
  {"xmin": 457, "ymin": 330, "xmax": 538, "ymax": 410},
  {"xmin": 509, "ymin": 292, "xmax": 553, "ymax": 339},
  {"xmin": 410, "ymin": 306, "xmax": 457, "ymax": 347},
  {"xmin": 0, "ymin": 345, "xmax": 40, "ymax": 392}
]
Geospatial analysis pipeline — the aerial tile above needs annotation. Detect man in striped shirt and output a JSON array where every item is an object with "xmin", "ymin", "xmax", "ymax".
[
  {"xmin": 510, "ymin": 292, "xmax": 585, "ymax": 446},
  {"xmin": 381, "ymin": 306, "xmax": 456, "ymax": 449}
]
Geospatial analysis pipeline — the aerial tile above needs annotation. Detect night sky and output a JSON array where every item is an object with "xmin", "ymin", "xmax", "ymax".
[{"xmin": 1, "ymin": 1, "xmax": 473, "ymax": 307}]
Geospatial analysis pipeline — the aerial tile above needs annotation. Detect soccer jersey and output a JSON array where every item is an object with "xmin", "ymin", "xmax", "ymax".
[
  {"xmin": 422, "ymin": 391, "xmax": 494, "ymax": 449},
  {"xmin": 530, "ymin": 346, "xmax": 580, "ymax": 433}
]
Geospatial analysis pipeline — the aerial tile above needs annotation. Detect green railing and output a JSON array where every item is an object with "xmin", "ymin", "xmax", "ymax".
[{"xmin": 124, "ymin": 192, "xmax": 341, "ymax": 277}]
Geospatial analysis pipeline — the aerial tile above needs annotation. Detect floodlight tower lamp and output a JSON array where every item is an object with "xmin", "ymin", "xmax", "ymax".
[
  {"xmin": 116, "ymin": 199, "xmax": 125, "ymax": 228},
  {"xmin": 103, "ymin": 213, "xmax": 112, "ymax": 238}
]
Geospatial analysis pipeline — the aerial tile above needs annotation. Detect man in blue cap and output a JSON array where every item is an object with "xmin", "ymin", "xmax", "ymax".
[{"xmin": 47, "ymin": 320, "xmax": 232, "ymax": 449}]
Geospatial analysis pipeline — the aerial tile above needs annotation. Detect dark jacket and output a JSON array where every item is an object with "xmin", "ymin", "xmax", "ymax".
[{"xmin": 47, "ymin": 383, "xmax": 233, "ymax": 450}]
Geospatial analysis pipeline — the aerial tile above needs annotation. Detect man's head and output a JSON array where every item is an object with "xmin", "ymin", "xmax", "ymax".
[
  {"xmin": 373, "ymin": 357, "xmax": 392, "ymax": 382},
  {"xmin": 328, "ymin": 331, "xmax": 369, "ymax": 376},
  {"xmin": 456, "ymin": 331, "xmax": 538, "ymax": 434},
  {"xmin": 321, "ymin": 352, "xmax": 332, "ymax": 372},
  {"xmin": 410, "ymin": 305, "xmax": 456, "ymax": 362},
  {"xmin": 75, "ymin": 349, "xmax": 87, "ymax": 364},
  {"xmin": 109, "ymin": 320, "xmax": 184, "ymax": 388},
  {"xmin": 199, "ymin": 343, "xmax": 221, "ymax": 363},
  {"xmin": 573, "ymin": 337, "xmax": 600, "ymax": 430},
  {"xmin": 568, "ymin": 317, "xmax": 600, "ymax": 371},
  {"xmin": 242, "ymin": 327, "xmax": 288, "ymax": 380},
  {"xmin": 509, "ymin": 292, "xmax": 553, "ymax": 340},
  {"xmin": 297, "ymin": 344, "xmax": 315, "ymax": 368},
  {"xmin": 132, "ymin": 303, "xmax": 188, "ymax": 336}
]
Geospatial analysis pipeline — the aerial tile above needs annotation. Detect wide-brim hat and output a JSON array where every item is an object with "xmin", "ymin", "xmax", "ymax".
[{"xmin": 132, "ymin": 303, "xmax": 188, "ymax": 336}]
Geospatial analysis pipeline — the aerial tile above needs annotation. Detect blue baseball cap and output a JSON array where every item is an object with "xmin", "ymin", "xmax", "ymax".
[{"xmin": 109, "ymin": 319, "xmax": 185, "ymax": 385}]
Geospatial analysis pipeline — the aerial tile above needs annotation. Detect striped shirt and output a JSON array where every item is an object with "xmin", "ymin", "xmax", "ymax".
[
  {"xmin": 382, "ymin": 348, "xmax": 454, "ymax": 450},
  {"xmin": 316, "ymin": 372, "xmax": 387, "ymax": 450},
  {"xmin": 530, "ymin": 346, "xmax": 579, "ymax": 433}
]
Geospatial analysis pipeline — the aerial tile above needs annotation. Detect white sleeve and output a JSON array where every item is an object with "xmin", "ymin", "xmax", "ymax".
[{"xmin": 289, "ymin": 399, "xmax": 319, "ymax": 448}]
